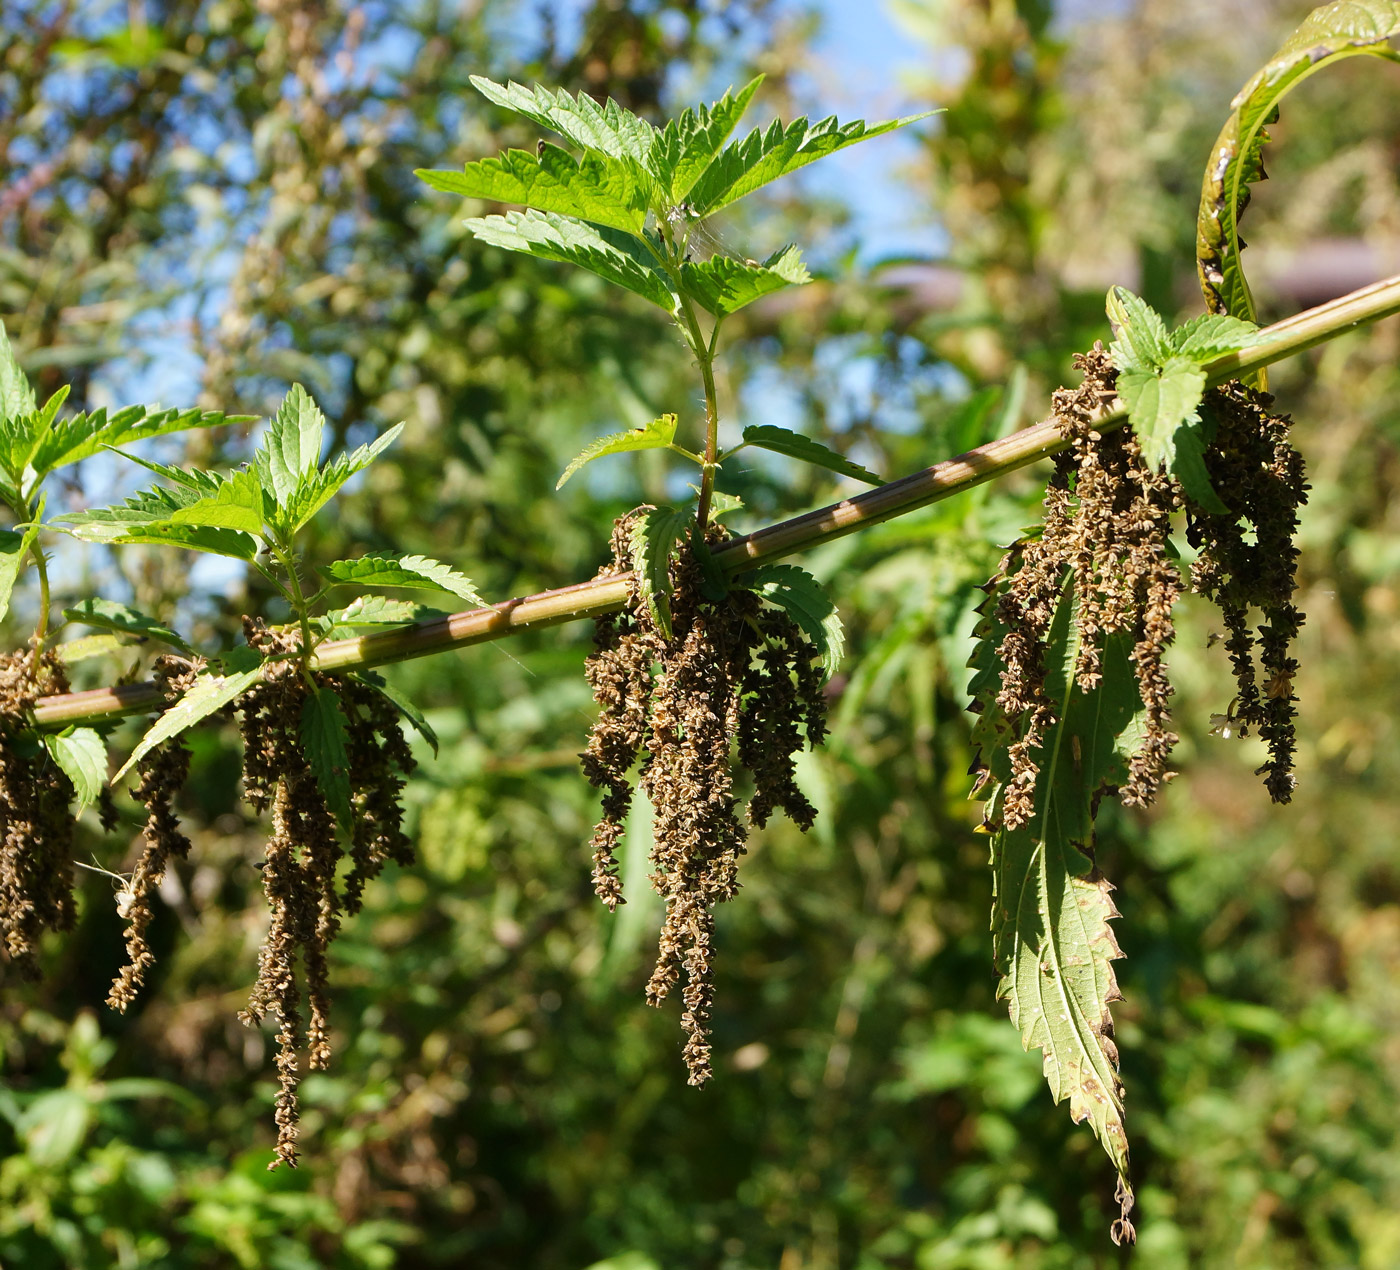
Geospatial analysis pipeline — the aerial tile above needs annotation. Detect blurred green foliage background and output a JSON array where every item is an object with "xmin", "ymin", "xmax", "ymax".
[{"xmin": 3, "ymin": 0, "xmax": 1400, "ymax": 1265}]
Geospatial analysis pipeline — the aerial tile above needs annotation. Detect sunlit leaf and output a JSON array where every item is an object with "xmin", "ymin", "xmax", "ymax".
[
  {"xmin": 685, "ymin": 108, "xmax": 937, "ymax": 217},
  {"xmin": 113, "ymin": 661, "xmax": 265, "ymax": 783},
  {"xmin": 740, "ymin": 424, "xmax": 883, "ymax": 486},
  {"xmin": 680, "ymin": 245, "xmax": 810, "ymax": 317},
  {"xmin": 557, "ymin": 413, "xmax": 679, "ymax": 488},
  {"xmin": 43, "ymin": 727, "xmax": 108, "ymax": 813},
  {"xmin": 0, "ymin": 518, "xmax": 41, "ymax": 625},
  {"xmin": 650, "ymin": 77, "xmax": 764, "ymax": 203},
  {"xmin": 263, "ymin": 384, "xmax": 325, "ymax": 507},
  {"xmin": 62, "ymin": 598, "xmax": 192, "ymax": 653},
  {"xmin": 629, "ymin": 506, "xmax": 690, "ymax": 640},
  {"xmin": 417, "ymin": 146, "xmax": 654, "ymax": 236},
  {"xmin": 282, "ymin": 423, "xmax": 403, "ymax": 531},
  {"xmin": 464, "ymin": 211, "xmax": 676, "ymax": 314},
  {"xmin": 320, "ymin": 553, "xmax": 487, "ymax": 607},
  {"xmin": 468, "ymin": 76, "xmax": 657, "ymax": 163},
  {"xmin": 1196, "ymin": 0, "xmax": 1400, "ymax": 360}
]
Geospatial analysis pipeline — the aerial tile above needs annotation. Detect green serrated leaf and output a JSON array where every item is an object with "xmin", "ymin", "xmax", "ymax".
[
  {"xmin": 685, "ymin": 108, "xmax": 937, "ymax": 217},
  {"xmin": 651, "ymin": 77, "xmax": 764, "ymax": 203},
  {"xmin": 43, "ymin": 727, "xmax": 107, "ymax": 814},
  {"xmin": 113, "ymin": 661, "xmax": 264, "ymax": 783},
  {"xmin": 62, "ymin": 598, "xmax": 192, "ymax": 652},
  {"xmin": 629, "ymin": 507, "xmax": 691, "ymax": 639},
  {"xmin": 468, "ymin": 77, "xmax": 658, "ymax": 163},
  {"xmin": 55, "ymin": 633, "xmax": 141, "ymax": 663},
  {"xmin": 744, "ymin": 562, "xmax": 844, "ymax": 679},
  {"xmin": 353, "ymin": 670, "xmax": 439, "ymax": 756},
  {"xmin": 0, "ymin": 320, "xmax": 37, "ymax": 432},
  {"xmin": 1196, "ymin": 1, "xmax": 1400, "ymax": 385},
  {"xmin": 33, "ymin": 405, "xmax": 245, "ymax": 476},
  {"xmin": 1116, "ymin": 357, "xmax": 1226, "ymax": 512},
  {"xmin": 264, "ymin": 384, "xmax": 325, "ymax": 507},
  {"xmin": 165, "ymin": 466, "xmax": 267, "ymax": 537},
  {"xmin": 109, "ymin": 450, "xmax": 224, "ymax": 496},
  {"xmin": 282, "ymin": 422, "xmax": 403, "ymax": 532},
  {"xmin": 1105, "ymin": 287, "xmax": 1171, "ymax": 373},
  {"xmin": 301, "ymin": 685, "xmax": 353, "ymax": 830},
  {"xmin": 0, "ymin": 519, "xmax": 41, "ymax": 626},
  {"xmin": 705, "ymin": 490, "xmax": 745, "ymax": 519},
  {"xmin": 981, "ymin": 578, "xmax": 1138, "ymax": 1226},
  {"xmin": 557, "ymin": 414, "xmax": 679, "ymax": 489},
  {"xmin": 417, "ymin": 146, "xmax": 654, "ymax": 236},
  {"xmin": 323, "ymin": 595, "xmax": 450, "ymax": 630},
  {"xmin": 319, "ymin": 553, "xmax": 487, "ymax": 607},
  {"xmin": 680, "ymin": 245, "xmax": 811, "ymax": 317},
  {"xmin": 1170, "ymin": 312, "xmax": 1264, "ymax": 361},
  {"xmin": 740, "ymin": 424, "xmax": 883, "ymax": 486},
  {"xmin": 464, "ymin": 211, "xmax": 677, "ymax": 314}
]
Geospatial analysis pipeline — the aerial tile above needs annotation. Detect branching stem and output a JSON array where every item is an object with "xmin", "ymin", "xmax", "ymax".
[{"xmin": 28, "ymin": 271, "xmax": 1400, "ymax": 730}]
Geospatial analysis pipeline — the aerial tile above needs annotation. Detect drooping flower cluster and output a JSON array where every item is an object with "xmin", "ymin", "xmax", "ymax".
[{"xmin": 582, "ymin": 514, "xmax": 827, "ymax": 1085}]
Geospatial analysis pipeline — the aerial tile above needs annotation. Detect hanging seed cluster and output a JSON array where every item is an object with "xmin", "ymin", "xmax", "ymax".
[
  {"xmin": 0, "ymin": 650, "xmax": 76, "ymax": 980},
  {"xmin": 989, "ymin": 346, "xmax": 1306, "ymax": 826},
  {"xmin": 582, "ymin": 514, "xmax": 827, "ymax": 1085},
  {"xmin": 236, "ymin": 618, "xmax": 416, "ymax": 1168},
  {"xmin": 107, "ymin": 654, "xmax": 204, "ymax": 1012},
  {"xmin": 1187, "ymin": 383, "xmax": 1308, "ymax": 802}
]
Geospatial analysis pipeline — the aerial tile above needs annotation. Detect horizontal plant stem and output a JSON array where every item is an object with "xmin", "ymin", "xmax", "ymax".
[{"xmin": 31, "ymin": 271, "xmax": 1400, "ymax": 731}]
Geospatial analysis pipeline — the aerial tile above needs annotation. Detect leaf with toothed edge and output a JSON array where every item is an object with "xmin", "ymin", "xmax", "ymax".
[
  {"xmin": 743, "ymin": 562, "xmax": 844, "ymax": 680},
  {"xmin": 319, "ymin": 553, "xmax": 487, "ymax": 607},
  {"xmin": 113, "ymin": 662, "xmax": 265, "ymax": 784},
  {"xmin": 970, "ymin": 566, "xmax": 1143, "ymax": 1245},
  {"xmin": 740, "ymin": 424, "xmax": 883, "ymax": 486},
  {"xmin": 556, "ymin": 414, "xmax": 678, "ymax": 489},
  {"xmin": 353, "ymin": 670, "xmax": 439, "ymax": 756},
  {"xmin": 301, "ymin": 686, "xmax": 353, "ymax": 830},
  {"xmin": 629, "ymin": 506, "xmax": 691, "ymax": 640},
  {"xmin": 1196, "ymin": 0, "xmax": 1400, "ymax": 389},
  {"xmin": 43, "ymin": 728, "xmax": 108, "ymax": 814}
]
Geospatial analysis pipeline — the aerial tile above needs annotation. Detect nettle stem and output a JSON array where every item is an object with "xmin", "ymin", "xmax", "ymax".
[{"xmin": 29, "ymin": 271, "xmax": 1400, "ymax": 731}]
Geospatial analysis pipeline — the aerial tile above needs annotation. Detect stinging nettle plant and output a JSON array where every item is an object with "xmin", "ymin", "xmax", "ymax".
[{"xmin": 4, "ymin": 0, "xmax": 1400, "ymax": 1242}]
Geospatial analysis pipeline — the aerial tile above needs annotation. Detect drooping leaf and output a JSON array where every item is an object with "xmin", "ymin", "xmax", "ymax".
[
  {"xmin": 972, "ymin": 569, "xmax": 1139, "ymax": 1242},
  {"xmin": 281, "ymin": 422, "xmax": 403, "ymax": 532},
  {"xmin": 43, "ymin": 727, "xmax": 108, "ymax": 814},
  {"xmin": 556, "ymin": 413, "xmax": 679, "ymax": 488},
  {"xmin": 684, "ymin": 108, "xmax": 937, "ymax": 217},
  {"xmin": 62, "ymin": 598, "xmax": 192, "ymax": 653},
  {"xmin": 744, "ymin": 562, "xmax": 844, "ymax": 679},
  {"xmin": 113, "ymin": 661, "xmax": 265, "ymax": 783},
  {"xmin": 1196, "ymin": 1, "xmax": 1400, "ymax": 345},
  {"xmin": 0, "ymin": 519, "xmax": 41, "ymax": 626},
  {"xmin": 628, "ymin": 506, "xmax": 691, "ymax": 639},
  {"xmin": 55, "ymin": 476, "xmax": 259, "ymax": 558},
  {"xmin": 353, "ymin": 670, "xmax": 439, "ymax": 756},
  {"xmin": 650, "ymin": 77, "xmax": 764, "ymax": 203},
  {"xmin": 680, "ymin": 245, "xmax": 811, "ymax": 317},
  {"xmin": 319, "ymin": 553, "xmax": 487, "ymax": 607},
  {"xmin": 1105, "ymin": 286, "xmax": 1171, "ymax": 372},
  {"xmin": 417, "ymin": 146, "xmax": 654, "ymax": 236},
  {"xmin": 468, "ymin": 76, "xmax": 658, "ymax": 163},
  {"xmin": 263, "ymin": 384, "xmax": 325, "ymax": 507},
  {"xmin": 1116, "ymin": 358, "xmax": 1227, "ymax": 512},
  {"xmin": 740, "ymin": 424, "xmax": 884, "ymax": 486},
  {"xmin": 301, "ymin": 685, "xmax": 353, "ymax": 830},
  {"xmin": 463, "ymin": 211, "xmax": 677, "ymax": 313}
]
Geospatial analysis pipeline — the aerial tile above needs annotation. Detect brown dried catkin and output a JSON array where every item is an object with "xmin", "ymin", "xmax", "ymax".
[{"xmin": 581, "ymin": 515, "xmax": 827, "ymax": 1085}]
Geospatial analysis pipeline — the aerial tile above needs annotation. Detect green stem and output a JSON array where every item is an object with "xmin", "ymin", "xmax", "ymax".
[
  {"xmin": 31, "ymin": 542, "xmax": 51, "ymax": 651},
  {"xmin": 28, "ymin": 270, "xmax": 1400, "ymax": 730},
  {"xmin": 269, "ymin": 539, "xmax": 317, "ymax": 665}
]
